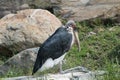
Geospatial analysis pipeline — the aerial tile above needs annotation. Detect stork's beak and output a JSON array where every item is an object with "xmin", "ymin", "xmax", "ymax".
[{"xmin": 74, "ymin": 30, "xmax": 81, "ymax": 52}]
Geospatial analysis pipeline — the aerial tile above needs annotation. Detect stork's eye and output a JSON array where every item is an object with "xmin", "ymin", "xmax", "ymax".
[{"xmin": 66, "ymin": 26, "xmax": 69, "ymax": 28}]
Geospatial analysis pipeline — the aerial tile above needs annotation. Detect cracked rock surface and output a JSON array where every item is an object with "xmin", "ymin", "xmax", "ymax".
[{"xmin": 0, "ymin": 9, "xmax": 61, "ymax": 56}]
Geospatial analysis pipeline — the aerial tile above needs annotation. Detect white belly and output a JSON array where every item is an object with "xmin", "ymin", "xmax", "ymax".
[
  {"xmin": 54, "ymin": 53, "xmax": 66, "ymax": 65},
  {"xmin": 39, "ymin": 58, "xmax": 54, "ymax": 72},
  {"xmin": 39, "ymin": 53, "xmax": 66, "ymax": 71}
]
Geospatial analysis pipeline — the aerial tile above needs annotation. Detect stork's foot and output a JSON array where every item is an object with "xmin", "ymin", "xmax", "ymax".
[{"xmin": 60, "ymin": 66, "xmax": 90, "ymax": 74}]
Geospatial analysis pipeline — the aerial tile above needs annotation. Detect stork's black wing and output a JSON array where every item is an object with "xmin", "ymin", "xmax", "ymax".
[{"xmin": 32, "ymin": 27, "xmax": 72, "ymax": 75}]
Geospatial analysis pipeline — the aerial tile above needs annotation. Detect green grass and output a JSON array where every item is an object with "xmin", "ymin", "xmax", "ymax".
[{"xmin": 0, "ymin": 20, "xmax": 120, "ymax": 80}]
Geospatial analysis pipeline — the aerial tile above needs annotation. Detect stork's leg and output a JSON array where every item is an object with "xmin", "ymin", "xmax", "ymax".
[{"xmin": 59, "ymin": 61, "xmax": 63, "ymax": 73}]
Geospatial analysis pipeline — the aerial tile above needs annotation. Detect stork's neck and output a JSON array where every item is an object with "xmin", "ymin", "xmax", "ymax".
[{"xmin": 64, "ymin": 26, "xmax": 75, "ymax": 47}]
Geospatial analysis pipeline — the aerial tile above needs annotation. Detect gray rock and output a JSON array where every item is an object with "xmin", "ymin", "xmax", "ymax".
[
  {"xmin": 1, "ymin": 70, "xmax": 107, "ymax": 80},
  {"xmin": 0, "ymin": 47, "xmax": 39, "ymax": 76},
  {"xmin": 81, "ymin": 0, "xmax": 90, "ymax": 6},
  {"xmin": 52, "ymin": 0, "xmax": 120, "ymax": 21},
  {"xmin": 0, "ymin": 0, "xmax": 53, "ymax": 18},
  {"xmin": 1, "ymin": 0, "xmax": 120, "ymax": 21},
  {"xmin": 0, "ymin": 11, "xmax": 12, "ymax": 18},
  {"xmin": 0, "ymin": 9, "xmax": 61, "ymax": 56}
]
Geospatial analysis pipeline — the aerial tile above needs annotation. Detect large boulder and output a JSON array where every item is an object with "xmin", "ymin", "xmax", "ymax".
[
  {"xmin": 1, "ymin": 0, "xmax": 120, "ymax": 22},
  {"xmin": 0, "ymin": 9, "xmax": 61, "ymax": 56},
  {"xmin": 0, "ymin": 47, "xmax": 39, "ymax": 76},
  {"xmin": 51, "ymin": 0, "xmax": 120, "ymax": 21},
  {"xmin": 0, "ymin": 0, "xmax": 53, "ymax": 18}
]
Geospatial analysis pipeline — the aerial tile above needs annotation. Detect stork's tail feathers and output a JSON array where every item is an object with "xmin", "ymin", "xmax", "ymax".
[
  {"xmin": 32, "ymin": 68, "xmax": 37, "ymax": 75},
  {"xmin": 32, "ymin": 57, "xmax": 43, "ymax": 75},
  {"xmin": 32, "ymin": 64, "xmax": 39, "ymax": 75}
]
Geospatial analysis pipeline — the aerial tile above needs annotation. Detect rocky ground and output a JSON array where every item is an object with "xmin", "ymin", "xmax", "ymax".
[{"xmin": 1, "ymin": 70, "xmax": 107, "ymax": 80}]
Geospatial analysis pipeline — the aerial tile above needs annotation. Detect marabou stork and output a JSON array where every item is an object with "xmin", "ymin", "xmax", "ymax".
[{"xmin": 32, "ymin": 20, "xmax": 80, "ymax": 75}]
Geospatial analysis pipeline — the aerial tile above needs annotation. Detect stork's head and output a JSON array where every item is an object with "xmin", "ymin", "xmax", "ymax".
[
  {"xmin": 65, "ymin": 20, "xmax": 81, "ymax": 52},
  {"xmin": 65, "ymin": 20, "xmax": 76, "ymax": 31}
]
